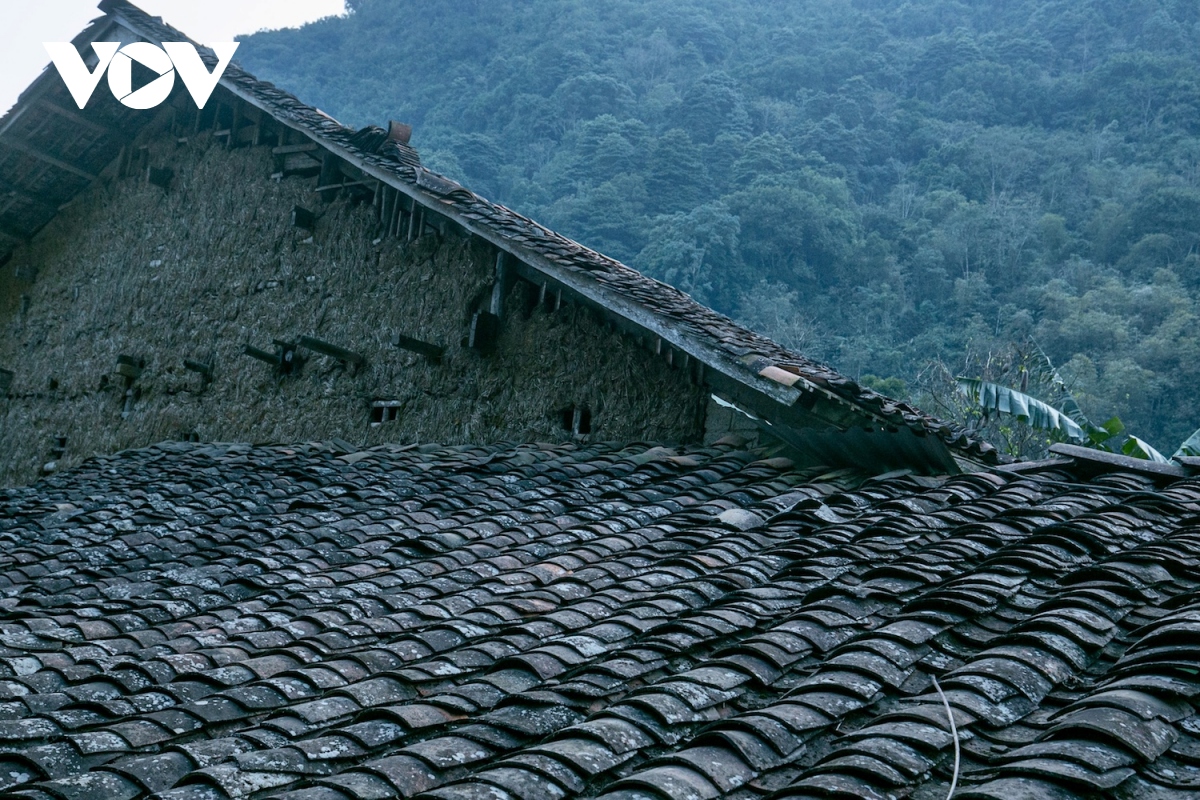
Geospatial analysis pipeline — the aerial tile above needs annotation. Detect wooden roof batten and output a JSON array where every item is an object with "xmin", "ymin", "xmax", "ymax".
[
  {"xmin": 4, "ymin": 0, "xmax": 999, "ymax": 476},
  {"xmin": 0, "ymin": 13, "xmax": 145, "ymax": 244}
]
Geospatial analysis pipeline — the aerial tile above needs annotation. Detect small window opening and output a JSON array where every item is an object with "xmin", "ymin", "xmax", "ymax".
[
  {"xmin": 560, "ymin": 405, "xmax": 592, "ymax": 435},
  {"xmin": 371, "ymin": 401, "xmax": 401, "ymax": 426}
]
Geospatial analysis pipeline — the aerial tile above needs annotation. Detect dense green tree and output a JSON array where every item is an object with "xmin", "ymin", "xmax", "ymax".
[{"xmin": 636, "ymin": 202, "xmax": 741, "ymax": 306}]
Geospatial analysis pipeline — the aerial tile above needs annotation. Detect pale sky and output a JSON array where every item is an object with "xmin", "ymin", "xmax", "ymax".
[{"xmin": 0, "ymin": 1, "xmax": 347, "ymax": 114}]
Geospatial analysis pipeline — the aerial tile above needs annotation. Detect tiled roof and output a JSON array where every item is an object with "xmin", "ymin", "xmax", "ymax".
[
  {"xmin": 0, "ymin": 1, "xmax": 996, "ymax": 467},
  {"xmin": 0, "ymin": 441, "xmax": 1198, "ymax": 799}
]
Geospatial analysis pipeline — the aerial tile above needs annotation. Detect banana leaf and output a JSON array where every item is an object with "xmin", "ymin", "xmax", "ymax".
[
  {"xmin": 1122, "ymin": 435, "xmax": 1170, "ymax": 463},
  {"xmin": 1030, "ymin": 341, "xmax": 1122, "ymax": 448},
  {"xmin": 1173, "ymin": 428, "xmax": 1200, "ymax": 460},
  {"xmin": 956, "ymin": 378, "xmax": 1086, "ymax": 441}
]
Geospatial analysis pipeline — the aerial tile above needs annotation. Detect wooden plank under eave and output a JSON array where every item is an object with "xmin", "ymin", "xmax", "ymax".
[
  {"xmin": 0, "ymin": 177, "xmax": 54, "ymax": 213},
  {"xmin": 272, "ymin": 142, "xmax": 320, "ymax": 155},
  {"xmin": 0, "ymin": 138, "xmax": 97, "ymax": 181},
  {"xmin": 281, "ymin": 152, "xmax": 321, "ymax": 177},
  {"xmin": 34, "ymin": 99, "xmax": 122, "ymax": 140}
]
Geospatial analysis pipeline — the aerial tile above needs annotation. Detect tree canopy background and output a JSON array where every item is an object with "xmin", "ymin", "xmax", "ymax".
[{"xmin": 237, "ymin": 0, "xmax": 1200, "ymax": 452}]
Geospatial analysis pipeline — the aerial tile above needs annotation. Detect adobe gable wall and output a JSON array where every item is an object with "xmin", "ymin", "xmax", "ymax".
[{"xmin": 0, "ymin": 133, "xmax": 705, "ymax": 485}]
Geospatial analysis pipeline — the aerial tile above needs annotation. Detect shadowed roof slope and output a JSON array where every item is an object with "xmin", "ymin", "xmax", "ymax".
[{"xmin": 0, "ymin": 442, "xmax": 1199, "ymax": 799}]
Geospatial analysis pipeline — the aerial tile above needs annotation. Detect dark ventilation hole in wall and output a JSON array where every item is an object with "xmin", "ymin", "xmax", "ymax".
[
  {"xmin": 371, "ymin": 401, "xmax": 401, "ymax": 426},
  {"xmin": 560, "ymin": 405, "xmax": 592, "ymax": 435}
]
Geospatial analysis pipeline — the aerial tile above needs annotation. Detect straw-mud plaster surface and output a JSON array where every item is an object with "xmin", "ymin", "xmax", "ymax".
[{"xmin": 0, "ymin": 136, "xmax": 705, "ymax": 485}]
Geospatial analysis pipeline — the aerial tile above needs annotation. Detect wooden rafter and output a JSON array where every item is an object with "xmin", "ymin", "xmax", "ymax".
[
  {"xmin": 0, "ymin": 138, "xmax": 97, "ymax": 182},
  {"xmin": 0, "ymin": 176, "xmax": 55, "ymax": 212},
  {"xmin": 34, "ymin": 99, "xmax": 121, "ymax": 140}
]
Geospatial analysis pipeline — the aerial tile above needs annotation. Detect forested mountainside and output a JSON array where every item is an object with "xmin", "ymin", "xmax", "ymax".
[{"xmin": 237, "ymin": 0, "xmax": 1200, "ymax": 453}]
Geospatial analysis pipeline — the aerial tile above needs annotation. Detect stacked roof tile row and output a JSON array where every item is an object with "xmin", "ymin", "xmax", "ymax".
[{"xmin": 0, "ymin": 440, "xmax": 1197, "ymax": 799}]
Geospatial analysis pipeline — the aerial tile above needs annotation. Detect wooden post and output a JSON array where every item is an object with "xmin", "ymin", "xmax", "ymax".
[
  {"xmin": 317, "ymin": 151, "xmax": 341, "ymax": 202},
  {"xmin": 407, "ymin": 202, "xmax": 420, "ymax": 241},
  {"xmin": 390, "ymin": 192, "xmax": 402, "ymax": 238},
  {"xmin": 228, "ymin": 102, "xmax": 241, "ymax": 148},
  {"xmin": 489, "ymin": 251, "xmax": 509, "ymax": 319},
  {"xmin": 379, "ymin": 186, "xmax": 392, "ymax": 228}
]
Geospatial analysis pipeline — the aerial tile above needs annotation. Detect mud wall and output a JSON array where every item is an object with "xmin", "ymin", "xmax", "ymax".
[{"xmin": 0, "ymin": 133, "xmax": 705, "ymax": 485}]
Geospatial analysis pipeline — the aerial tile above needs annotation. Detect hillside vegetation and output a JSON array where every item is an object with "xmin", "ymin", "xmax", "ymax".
[{"xmin": 238, "ymin": 0, "xmax": 1200, "ymax": 452}]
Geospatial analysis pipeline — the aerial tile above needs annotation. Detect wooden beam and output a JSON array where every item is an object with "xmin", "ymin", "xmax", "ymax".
[
  {"xmin": 243, "ymin": 344, "xmax": 280, "ymax": 366},
  {"xmin": 313, "ymin": 179, "xmax": 373, "ymax": 193},
  {"xmin": 115, "ymin": 355, "xmax": 144, "ymax": 381},
  {"xmin": 280, "ymin": 152, "xmax": 321, "ymax": 177},
  {"xmin": 183, "ymin": 359, "xmax": 214, "ymax": 382},
  {"xmin": 0, "ymin": 177, "xmax": 54, "ymax": 212},
  {"xmin": 391, "ymin": 333, "xmax": 444, "ymax": 362},
  {"xmin": 298, "ymin": 335, "xmax": 365, "ymax": 367},
  {"xmin": 34, "ymin": 99, "xmax": 121, "ymax": 140},
  {"xmin": 272, "ymin": 142, "xmax": 320, "ymax": 155},
  {"xmin": 0, "ymin": 138, "xmax": 97, "ymax": 181}
]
